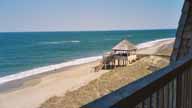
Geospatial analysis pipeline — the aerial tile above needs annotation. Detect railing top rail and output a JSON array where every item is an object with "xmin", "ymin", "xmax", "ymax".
[{"xmin": 82, "ymin": 54, "xmax": 192, "ymax": 108}]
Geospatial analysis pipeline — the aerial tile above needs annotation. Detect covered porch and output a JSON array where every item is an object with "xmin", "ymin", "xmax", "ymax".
[{"xmin": 102, "ymin": 39, "xmax": 137, "ymax": 69}]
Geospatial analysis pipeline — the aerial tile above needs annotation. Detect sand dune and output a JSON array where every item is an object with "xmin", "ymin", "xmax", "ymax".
[{"xmin": 137, "ymin": 38, "xmax": 175, "ymax": 56}]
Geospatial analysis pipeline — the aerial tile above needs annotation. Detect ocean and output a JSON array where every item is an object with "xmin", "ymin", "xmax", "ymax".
[{"xmin": 0, "ymin": 29, "xmax": 176, "ymax": 84}]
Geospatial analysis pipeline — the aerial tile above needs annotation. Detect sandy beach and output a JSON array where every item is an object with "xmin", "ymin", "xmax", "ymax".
[
  {"xmin": 0, "ymin": 60, "xmax": 109, "ymax": 108},
  {"xmin": 0, "ymin": 38, "xmax": 175, "ymax": 108}
]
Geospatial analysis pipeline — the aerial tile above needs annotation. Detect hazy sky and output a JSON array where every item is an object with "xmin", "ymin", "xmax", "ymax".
[{"xmin": 0, "ymin": 0, "xmax": 184, "ymax": 32}]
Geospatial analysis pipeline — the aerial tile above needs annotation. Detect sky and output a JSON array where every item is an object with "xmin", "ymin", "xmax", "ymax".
[{"xmin": 0, "ymin": 0, "xmax": 184, "ymax": 32}]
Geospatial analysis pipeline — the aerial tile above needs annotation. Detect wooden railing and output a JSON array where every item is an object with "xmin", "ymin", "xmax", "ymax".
[{"xmin": 82, "ymin": 54, "xmax": 192, "ymax": 108}]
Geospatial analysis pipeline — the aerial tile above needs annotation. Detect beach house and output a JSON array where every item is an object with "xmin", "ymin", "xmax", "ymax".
[{"xmin": 102, "ymin": 39, "xmax": 137, "ymax": 69}]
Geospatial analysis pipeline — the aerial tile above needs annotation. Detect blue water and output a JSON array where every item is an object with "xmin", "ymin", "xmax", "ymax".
[{"xmin": 0, "ymin": 29, "xmax": 176, "ymax": 77}]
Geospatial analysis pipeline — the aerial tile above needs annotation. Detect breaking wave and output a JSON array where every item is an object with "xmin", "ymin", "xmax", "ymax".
[{"xmin": 39, "ymin": 40, "xmax": 80, "ymax": 45}]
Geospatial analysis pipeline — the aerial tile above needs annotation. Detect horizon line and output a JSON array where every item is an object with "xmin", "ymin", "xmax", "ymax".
[{"xmin": 0, "ymin": 28, "xmax": 177, "ymax": 33}]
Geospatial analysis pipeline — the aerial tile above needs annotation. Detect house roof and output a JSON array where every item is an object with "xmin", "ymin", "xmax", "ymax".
[{"xmin": 112, "ymin": 39, "xmax": 137, "ymax": 51}]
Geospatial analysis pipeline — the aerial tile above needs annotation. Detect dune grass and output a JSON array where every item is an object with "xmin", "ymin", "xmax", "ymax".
[{"xmin": 40, "ymin": 56, "xmax": 169, "ymax": 108}]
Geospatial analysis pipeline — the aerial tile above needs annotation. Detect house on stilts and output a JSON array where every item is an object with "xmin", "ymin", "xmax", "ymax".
[{"xmin": 102, "ymin": 39, "xmax": 137, "ymax": 69}]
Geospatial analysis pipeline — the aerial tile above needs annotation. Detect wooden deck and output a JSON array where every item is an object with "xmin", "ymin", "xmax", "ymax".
[{"xmin": 102, "ymin": 53, "xmax": 137, "ymax": 69}]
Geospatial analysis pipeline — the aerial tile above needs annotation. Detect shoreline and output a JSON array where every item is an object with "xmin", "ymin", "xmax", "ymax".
[
  {"xmin": 0, "ymin": 61, "xmax": 94, "ymax": 93},
  {"xmin": 0, "ymin": 37, "xmax": 175, "ymax": 108},
  {"xmin": 0, "ymin": 37, "xmax": 175, "ymax": 85},
  {"xmin": 0, "ymin": 37, "xmax": 175, "ymax": 93},
  {"xmin": 0, "ymin": 60, "xmax": 109, "ymax": 108},
  {"xmin": 136, "ymin": 37, "xmax": 175, "ymax": 49},
  {"xmin": 0, "ymin": 56, "xmax": 102, "ymax": 85}
]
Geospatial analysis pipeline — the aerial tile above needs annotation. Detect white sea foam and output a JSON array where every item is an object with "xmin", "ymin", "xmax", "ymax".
[
  {"xmin": 0, "ymin": 56, "xmax": 102, "ymax": 84},
  {"xmin": 104, "ymin": 39, "xmax": 119, "ymax": 41},
  {"xmin": 136, "ymin": 38, "xmax": 175, "ymax": 49},
  {"xmin": 39, "ymin": 40, "xmax": 80, "ymax": 45},
  {"xmin": 127, "ymin": 35, "xmax": 132, "ymax": 37}
]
